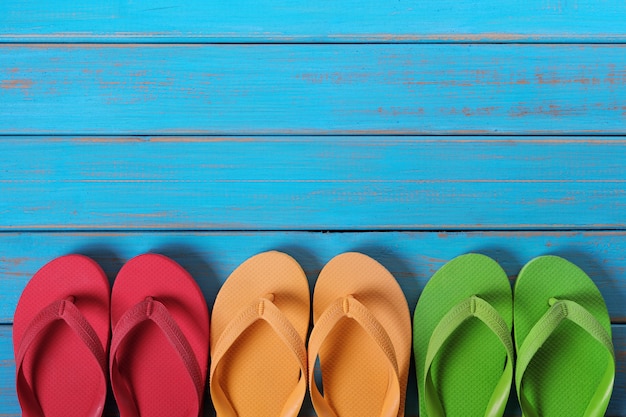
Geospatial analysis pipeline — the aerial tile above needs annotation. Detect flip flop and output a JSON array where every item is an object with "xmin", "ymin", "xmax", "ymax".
[
  {"xmin": 413, "ymin": 253, "xmax": 514, "ymax": 417},
  {"xmin": 110, "ymin": 253, "xmax": 210, "ymax": 417},
  {"xmin": 308, "ymin": 252, "xmax": 412, "ymax": 417},
  {"xmin": 210, "ymin": 251, "xmax": 310, "ymax": 417},
  {"xmin": 514, "ymin": 255, "xmax": 614, "ymax": 417},
  {"xmin": 13, "ymin": 254, "xmax": 110, "ymax": 417}
]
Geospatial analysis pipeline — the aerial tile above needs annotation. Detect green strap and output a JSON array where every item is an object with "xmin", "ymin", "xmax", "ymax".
[
  {"xmin": 516, "ymin": 298, "xmax": 615, "ymax": 417},
  {"xmin": 424, "ymin": 296, "xmax": 514, "ymax": 417}
]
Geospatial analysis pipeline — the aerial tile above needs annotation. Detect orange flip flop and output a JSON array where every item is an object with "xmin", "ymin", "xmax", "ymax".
[
  {"xmin": 308, "ymin": 252, "xmax": 412, "ymax": 417},
  {"xmin": 210, "ymin": 251, "xmax": 310, "ymax": 417},
  {"xmin": 110, "ymin": 254, "xmax": 210, "ymax": 417},
  {"xmin": 13, "ymin": 255, "xmax": 110, "ymax": 417}
]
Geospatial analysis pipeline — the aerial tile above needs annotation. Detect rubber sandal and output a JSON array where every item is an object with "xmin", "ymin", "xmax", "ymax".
[
  {"xmin": 308, "ymin": 252, "xmax": 412, "ymax": 417},
  {"xmin": 210, "ymin": 251, "xmax": 310, "ymax": 417},
  {"xmin": 514, "ymin": 255, "xmax": 614, "ymax": 417},
  {"xmin": 413, "ymin": 253, "xmax": 514, "ymax": 417},
  {"xmin": 110, "ymin": 253, "xmax": 209, "ymax": 417},
  {"xmin": 13, "ymin": 254, "xmax": 110, "ymax": 417}
]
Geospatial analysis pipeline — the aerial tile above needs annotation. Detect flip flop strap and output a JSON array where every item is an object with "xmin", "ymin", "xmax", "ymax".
[
  {"xmin": 16, "ymin": 298, "xmax": 107, "ymax": 417},
  {"xmin": 307, "ymin": 296, "xmax": 401, "ymax": 417},
  {"xmin": 110, "ymin": 297, "xmax": 204, "ymax": 417},
  {"xmin": 516, "ymin": 298, "xmax": 615, "ymax": 417},
  {"xmin": 424, "ymin": 295, "xmax": 514, "ymax": 417},
  {"xmin": 210, "ymin": 296, "xmax": 307, "ymax": 417}
]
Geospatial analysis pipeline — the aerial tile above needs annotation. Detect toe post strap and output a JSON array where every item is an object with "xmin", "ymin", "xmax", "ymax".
[
  {"xmin": 210, "ymin": 296, "xmax": 308, "ymax": 417},
  {"xmin": 423, "ymin": 296, "xmax": 514, "ymax": 417},
  {"xmin": 110, "ymin": 297, "xmax": 204, "ymax": 416},
  {"xmin": 515, "ymin": 298, "xmax": 615, "ymax": 417},
  {"xmin": 308, "ymin": 296, "xmax": 401, "ymax": 417},
  {"xmin": 16, "ymin": 297, "xmax": 107, "ymax": 417}
]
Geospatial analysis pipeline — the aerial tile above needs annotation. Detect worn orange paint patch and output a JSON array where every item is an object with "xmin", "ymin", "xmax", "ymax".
[
  {"xmin": 1, "ymin": 79, "xmax": 33, "ymax": 91},
  {"xmin": 459, "ymin": 106, "xmax": 498, "ymax": 117},
  {"xmin": 334, "ymin": 33, "xmax": 544, "ymax": 42},
  {"xmin": 69, "ymin": 136, "xmax": 259, "ymax": 144},
  {"xmin": 508, "ymin": 104, "xmax": 584, "ymax": 118},
  {"xmin": 72, "ymin": 136, "xmax": 146, "ymax": 143},
  {"xmin": 535, "ymin": 72, "xmax": 615, "ymax": 86},
  {"xmin": 149, "ymin": 136, "xmax": 257, "ymax": 143},
  {"xmin": 0, "ymin": 257, "xmax": 29, "ymax": 266}
]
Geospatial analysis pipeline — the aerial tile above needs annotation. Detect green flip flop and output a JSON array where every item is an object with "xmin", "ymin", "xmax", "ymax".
[
  {"xmin": 413, "ymin": 253, "xmax": 514, "ymax": 417},
  {"xmin": 514, "ymin": 255, "xmax": 615, "ymax": 417}
]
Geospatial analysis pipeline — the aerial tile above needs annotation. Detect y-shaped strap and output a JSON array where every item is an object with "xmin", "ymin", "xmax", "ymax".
[
  {"xmin": 210, "ymin": 296, "xmax": 308, "ymax": 417},
  {"xmin": 424, "ymin": 296, "xmax": 514, "ymax": 417},
  {"xmin": 110, "ymin": 297, "xmax": 204, "ymax": 417},
  {"xmin": 16, "ymin": 297, "xmax": 107, "ymax": 417},
  {"xmin": 307, "ymin": 296, "xmax": 401, "ymax": 417},
  {"xmin": 516, "ymin": 298, "xmax": 615, "ymax": 417}
]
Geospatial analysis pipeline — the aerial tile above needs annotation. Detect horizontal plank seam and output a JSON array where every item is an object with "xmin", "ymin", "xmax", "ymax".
[
  {"xmin": 2, "ymin": 41, "xmax": 626, "ymax": 45},
  {"xmin": 1, "ymin": 228, "xmax": 626, "ymax": 234},
  {"xmin": 3, "ymin": 135, "xmax": 626, "ymax": 139},
  {"xmin": 3, "ymin": 133, "xmax": 626, "ymax": 138}
]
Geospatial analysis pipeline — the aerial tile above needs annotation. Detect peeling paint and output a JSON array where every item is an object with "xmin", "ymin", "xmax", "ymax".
[{"xmin": 0, "ymin": 79, "xmax": 33, "ymax": 92}]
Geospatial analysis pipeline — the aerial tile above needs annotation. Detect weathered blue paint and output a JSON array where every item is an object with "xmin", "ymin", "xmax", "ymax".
[
  {"xmin": 1, "ymin": 231, "xmax": 626, "ymax": 322},
  {"xmin": 1, "ymin": 45, "xmax": 625, "ymax": 135},
  {"xmin": 1, "ymin": 1, "xmax": 625, "ymax": 415},
  {"xmin": 0, "ymin": 327, "xmax": 19, "ymax": 415},
  {"xmin": 1, "ymin": 0, "xmax": 626, "ymax": 43},
  {"xmin": 1, "ymin": 137, "xmax": 625, "ymax": 230}
]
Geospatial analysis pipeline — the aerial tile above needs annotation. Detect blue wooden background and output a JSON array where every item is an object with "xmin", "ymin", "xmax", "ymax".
[{"xmin": 1, "ymin": 1, "xmax": 626, "ymax": 416}]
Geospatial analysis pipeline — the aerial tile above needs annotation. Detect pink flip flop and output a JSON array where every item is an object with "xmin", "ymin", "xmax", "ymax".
[
  {"xmin": 109, "ymin": 253, "xmax": 210, "ymax": 417},
  {"xmin": 13, "ymin": 254, "xmax": 110, "ymax": 417}
]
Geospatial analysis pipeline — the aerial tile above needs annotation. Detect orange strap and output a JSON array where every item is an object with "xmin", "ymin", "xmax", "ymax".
[
  {"xmin": 210, "ymin": 296, "xmax": 308, "ymax": 417},
  {"xmin": 307, "ymin": 296, "xmax": 401, "ymax": 417}
]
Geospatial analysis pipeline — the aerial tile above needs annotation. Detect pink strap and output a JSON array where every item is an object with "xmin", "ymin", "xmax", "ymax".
[
  {"xmin": 307, "ymin": 296, "xmax": 401, "ymax": 417},
  {"xmin": 15, "ymin": 297, "xmax": 107, "ymax": 417},
  {"xmin": 210, "ymin": 296, "xmax": 308, "ymax": 417},
  {"xmin": 109, "ymin": 297, "xmax": 203, "ymax": 417}
]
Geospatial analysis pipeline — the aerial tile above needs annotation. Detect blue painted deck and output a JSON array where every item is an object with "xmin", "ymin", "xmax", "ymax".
[{"xmin": 1, "ymin": 2, "xmax": 625, "ymax": 416}]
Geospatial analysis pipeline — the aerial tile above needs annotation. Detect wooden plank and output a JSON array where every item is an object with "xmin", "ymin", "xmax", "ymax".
[
  {"xmin": 2, "ymin": 231, "xmax": 626, "ymax": 323},
  {"xmin": 0, "ymin": 327, "xmax": 19, "ymax": 417},
  {"xmin": 1, "ymin": 323, "xmax": 625, "ymax": 416},
  {"xmin": 1, "ymin": 45, "xmax": 626, "ymax": 135},
  {"xmin": 1, "ymin": 0, "xmax": 626, "ymax": 43},
  {"xmin": 2, "ymin": 136, "xmax": 625, "ymax": 230}
]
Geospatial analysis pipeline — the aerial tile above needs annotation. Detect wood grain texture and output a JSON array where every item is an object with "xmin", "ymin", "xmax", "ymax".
[
  {"xmin": 1, "ymin": 322, "xmax": 625, "ymax": 417},
  {"xmin": 1, "ymin": 45, "xmax": 626, "ymax": 135},
  {"xmin": 0, "ymin": 327, "xmax": 19, "ymax": 417},
  {"xmin": 1, "ymin": 0, "xmax": 626, "ymax": 43},
  {"xmin": 2, "ymin": 2, "xmax": 626, "ymax": 415},
  {"xmin": 2, "ymin": 136, "xmax": 625, "ymax": 230},
  {"xmin": 2, "ymin": 231, "xmax": 626, "ymax": 324}
]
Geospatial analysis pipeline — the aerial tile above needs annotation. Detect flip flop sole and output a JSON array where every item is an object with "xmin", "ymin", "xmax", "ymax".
[
  {"xmin": 13, "ymin": 254, "xmax": 110, "ymax": 417},
  {"xmin": 210, "ymin": 251, "xmax": 310, "ymax": 417},
  {"xmin": 110, "ymin": 253, "xmax": 209, "ymax": 417},
  {"xmin": 312, "ymin": 252, "xmax": 412, "ymax": 417},
  {"xmin": 514, "ymin": 255, "xmax": 613, "ymax": 417},
  {"xmin": 413, "ymin": 253, "xmax": 512, "ymax": 417}
]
